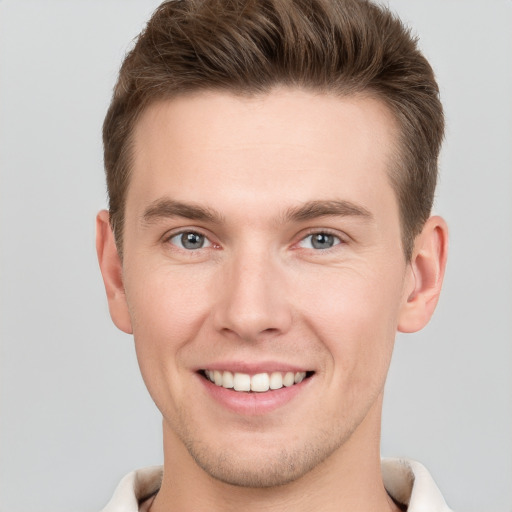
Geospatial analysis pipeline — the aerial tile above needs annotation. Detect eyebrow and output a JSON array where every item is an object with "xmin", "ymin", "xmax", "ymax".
[
  {"xmin": 142, "ymin": 198, "xmax": 224, "ymax": 225},
  {"xmin": 283, "ymin": 200, "xmax": 373, "ymax": 223},
  {"xmin": 141, "ymin": 198, "xmax": 372, "ymax": 226}
]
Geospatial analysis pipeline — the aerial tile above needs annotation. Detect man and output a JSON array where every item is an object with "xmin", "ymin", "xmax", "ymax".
[{"xmin": 96, "ymin": 0, "xmax": 450, "ymax": 510}]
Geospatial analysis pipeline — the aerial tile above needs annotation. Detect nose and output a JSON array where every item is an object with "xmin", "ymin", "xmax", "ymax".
[{"xmin": 213, "ymin": 249, "xmax": 292, "ymax": 342}]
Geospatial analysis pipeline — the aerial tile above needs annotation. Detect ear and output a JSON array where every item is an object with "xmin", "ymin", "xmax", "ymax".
[
  {"xmin": 96, "ymin": 210, "xmax": 133, "ymax": 334},
  {"xmin": 398, "ymin": 215, "xmax": 448, "ymax": 333}
]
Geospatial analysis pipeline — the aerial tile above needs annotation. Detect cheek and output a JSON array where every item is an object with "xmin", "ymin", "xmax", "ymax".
[
  {"xmin": 297, "ymin": 265, "xmax": 403, "ymax": 385},
  {"xmin": 126, "ymin": 259, "xmax": 212, "ymax": 337},
  {"xmin": 123, "ymin": 263, "xmax": 213, "ymax": 405}
]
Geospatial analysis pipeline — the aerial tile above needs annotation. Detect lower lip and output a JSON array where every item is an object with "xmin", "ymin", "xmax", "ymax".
[{"xmin": 198, "ymin": 373, "xmax": 312, "ymax": 416}]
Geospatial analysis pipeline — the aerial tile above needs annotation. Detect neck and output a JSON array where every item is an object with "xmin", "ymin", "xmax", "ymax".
[{"xmin": 151, "ymin": 395, "xmax": 400, "ymax": 512}]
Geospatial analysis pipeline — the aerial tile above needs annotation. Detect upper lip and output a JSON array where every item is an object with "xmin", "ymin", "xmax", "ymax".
[{"xmin": 196, "ymin": 361, "xmax": 313, "ymax": 374}]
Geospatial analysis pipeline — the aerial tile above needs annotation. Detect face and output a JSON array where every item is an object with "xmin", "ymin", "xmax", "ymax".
[{"xmin": 115, "ymin": 89, "xmax": 414, "ymax": 486}]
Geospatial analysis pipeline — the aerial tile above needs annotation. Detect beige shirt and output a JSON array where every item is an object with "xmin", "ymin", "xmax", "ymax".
[{"xmin": 101, "ymin": 458, "xmax": 453, "ymax": 511}]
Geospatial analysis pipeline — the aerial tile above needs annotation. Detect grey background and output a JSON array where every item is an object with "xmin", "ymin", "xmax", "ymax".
[{"xmin": 1, "ymin": 1, "xmax": 511, "ymax": 511}]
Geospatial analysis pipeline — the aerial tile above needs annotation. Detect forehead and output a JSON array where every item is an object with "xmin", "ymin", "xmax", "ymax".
[{"xmin": 127, "ymin": 88, "xmax": 400, "ymax": 222}]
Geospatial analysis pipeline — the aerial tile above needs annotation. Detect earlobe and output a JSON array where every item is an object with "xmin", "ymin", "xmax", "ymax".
[
  {"xmin": 397, "ymin": 216, "xmax": 448, "ymax": 333},
  {"xmin": 96, "ymin": 210, "xmax": 133, "ymax": 334}
]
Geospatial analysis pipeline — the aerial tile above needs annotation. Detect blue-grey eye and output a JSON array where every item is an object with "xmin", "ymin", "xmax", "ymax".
[
  {"xmin": 169, "ymin": 231, "xmax": 211, "ymax": 250},
  {"xmin": 299, "ymin": 232, "xmax": 341, "ymax": 250}
]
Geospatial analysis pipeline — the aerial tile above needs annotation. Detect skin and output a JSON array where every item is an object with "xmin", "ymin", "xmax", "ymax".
[{"xmin": 97, "ymin": 88, "xmax": 448, "ymax": 512}]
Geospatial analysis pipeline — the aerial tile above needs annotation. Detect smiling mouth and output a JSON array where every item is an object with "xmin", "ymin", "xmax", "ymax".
[{"xmin": 200, "ymin": 370, "xmax": 314, "ymax": 393}]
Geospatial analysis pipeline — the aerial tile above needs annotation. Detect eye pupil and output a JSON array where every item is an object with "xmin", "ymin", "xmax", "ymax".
[
  {"xmin": 181, "ymin": 232, "xmax": 204, "ymax": 249},
  {"xmin": 311, "ymin": 233, "xmax": 335, "ymax": 249}
]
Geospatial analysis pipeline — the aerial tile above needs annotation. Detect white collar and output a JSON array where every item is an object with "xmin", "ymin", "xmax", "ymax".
[{"xmin": 382, "ymin": 458, "xmax": 453, "ymax": 511}]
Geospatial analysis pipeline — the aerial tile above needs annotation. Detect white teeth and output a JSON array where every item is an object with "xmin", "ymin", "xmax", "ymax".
[
  {"xmin": 251, "ymin": 373, "xmax": 270, "ymax": 392},
  {"xmin": 233, "ymin": 372, "xmax": 251, "ymax": 391},
  {"xmin": 269, "ymin": 371, "xmax": 283, "ymax": 390},
  {"xmin": 283, "ymin": 372, "xmax": 295, "ymax": 387},
  {"xmin": 214, "ymin": 370, "xmax": 223, "ymax": 386},
  {"xmin": 295, "ymin": 371, "xmax": 306, "ymax": 384},
  {"xmin": 205, "ymin": 370, "xmax": 309, "ymax": 392},
  {"xmin": 222, "ymin": 371, "xmax": 234, "ymax": 388}
]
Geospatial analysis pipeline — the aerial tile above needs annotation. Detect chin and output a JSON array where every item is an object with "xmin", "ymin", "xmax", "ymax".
[{"xmin": 182, "ymin": 429, "xmax": 345, "ymax": 488}]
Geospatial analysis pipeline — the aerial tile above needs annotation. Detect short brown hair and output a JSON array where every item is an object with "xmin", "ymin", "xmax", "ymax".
[{"xmin": 103, "ymin": 0, "xmax": 444, "ymax": 259}]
